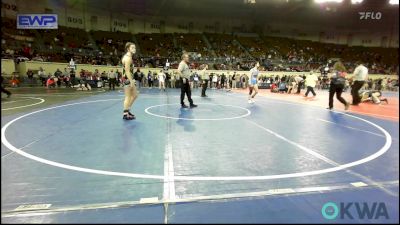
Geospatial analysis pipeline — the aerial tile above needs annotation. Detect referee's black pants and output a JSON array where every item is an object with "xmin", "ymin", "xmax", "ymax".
[
  {"xmin": 351, "ymin": 80, "xmax": 365, "ymax": 105},
  {"xmin": 180, "ymin": 78, "xmax": 193, "ymax": 106}
]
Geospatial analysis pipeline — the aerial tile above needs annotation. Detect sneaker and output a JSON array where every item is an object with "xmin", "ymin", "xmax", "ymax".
[
  {"xmin": 7, "ymin": 93, "xmax": 11, "ymax": 98},
  {"xmin": 181, "ymin": 104, "xmax": 189, "ymax": 108},
  {"xmin": 189, "ymin": 104, "xmax": 198, "ymax": 108},
  {"xmin": 345, "ymin": 103, "xmax": 350, "ymax": 110},
  {"xmin": 251, "ymin": 99, "xmax": 255, "ymax": 103},
  {"xmin": 248, "ymin": 99, "xmax": 252, "ymax": 104},
  {"xmin": 326, "ymin": 107, "xmax": 333, "ymax": 110}
]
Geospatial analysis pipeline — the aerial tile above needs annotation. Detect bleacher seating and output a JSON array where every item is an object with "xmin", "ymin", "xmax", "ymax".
[{"xmin": 1, "ymin": 16, "xmax": 398, "ymax": 75}]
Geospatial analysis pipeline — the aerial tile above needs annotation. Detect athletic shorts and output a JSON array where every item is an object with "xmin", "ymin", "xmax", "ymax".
[{"xmin": 249, "ymin": 78, "xmax": 257, "ymax": 86}]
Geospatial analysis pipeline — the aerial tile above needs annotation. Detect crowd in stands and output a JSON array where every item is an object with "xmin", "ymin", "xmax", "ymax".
[
  {"xmin": 1, "ymin": 17, "xmax": 398, "ymax": 76},
  {"xmin": 175, "ymin": 33, "xmax": 213, "ymax": 59},
  {"xmin": 205, "ymin": 33, "xmax": 248, "ymax": 60}
]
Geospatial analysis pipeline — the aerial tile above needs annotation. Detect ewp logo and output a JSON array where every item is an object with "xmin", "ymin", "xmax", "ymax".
[
  {"xmin": 321, "ymin": 202, "xmax": 389, "ymax": 220},
  {"xmin": 17, "ymin": 14, "xmax": 58, "ymax": 29}
]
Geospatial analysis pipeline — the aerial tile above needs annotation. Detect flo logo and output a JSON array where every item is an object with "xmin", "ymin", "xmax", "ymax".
[
  {"xmin": 359, "ymin": 12, "xmax": 382, "ymax": 20},
  {"xmin": 321, "ymin": 202, "xmax": 389, "ymax": 220}
]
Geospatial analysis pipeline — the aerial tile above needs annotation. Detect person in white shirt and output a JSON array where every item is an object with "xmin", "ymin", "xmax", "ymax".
[
  {"xmin": 248, "ymin": 61, "xmax": 260, "ymax": 103},
  {"xmin": 294, "ymin": 74, "xmax": 305, "ymax": 94},
  {"xmin": 69, "ymin": 58, "xmax": 76, "ymax": 70},
  {"xmin": 351, "ymin": 62, "xmax": 368, "ymax": 105},
  {"xmin": 304, "ymin": 71, "xmax": 318, "ymax": 97},
  {"xmin": 38, "ymin": 67, "xmax": 46, "ymax": 86},
  {"xmin": 212, "ymin": 73, "xmax": 218, "ymax": 89},
  {"xmin": 200, "ymin": 64, "xmax": 209, "ymax": 97},
  {"xmin": 158, "ymin": 70, "xmax": 166, "ymax": 91},
  {"xmin": 108, "ymin": 69, "xmax": 117, "ymax": 90},
  {"xmin": 193, "ymin": 72, "xmax": 199, "ymax": 89},
  {"xmin": 292, "ymin": 74, "xmax": 302, "ymax": 94},
  {"xmin": 171, "ymin": 73, "xmax": 176, "ymax": 88}
]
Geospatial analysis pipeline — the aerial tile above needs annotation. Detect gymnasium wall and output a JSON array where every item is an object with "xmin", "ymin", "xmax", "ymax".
[{"xmin": 1, "ymin": 59, "xmax": 16, "ymax": 75}]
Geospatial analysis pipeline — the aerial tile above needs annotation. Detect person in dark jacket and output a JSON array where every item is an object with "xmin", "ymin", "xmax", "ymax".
[
  {"xmin": 1, "ymin": 75, "xmax": 12, "ymax": 98},
  {"xmin": 327, "ymin": 71, "xmax": 350, "ymax": 110}
]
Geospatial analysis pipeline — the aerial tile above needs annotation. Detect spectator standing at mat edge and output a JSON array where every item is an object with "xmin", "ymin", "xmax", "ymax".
[
  {"xmin": 304, "ymin": 71, "xmax": 318, "ymax": 97},
  {"xmin": 108, "ymin": 69, "xmax": 117, "ymax": 90},
  {"xmin": 158, "ymin": 70, "xmax": 166, "ymax": 91},
  {"xmin": 327, "ymin": 61, "xmax": 350, "ymax": 110},
  {"xmin": 200, "ymin": 64, "xmax": 209, "ymax": 97}
]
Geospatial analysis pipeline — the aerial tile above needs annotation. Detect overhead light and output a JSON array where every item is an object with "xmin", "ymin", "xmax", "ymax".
[
  {"xmin": 314, "ymin": 0, "xmax": 343, "ymax": 3},
  {"xmin": 351, "ymin": 0, "xmax": 363, "ymax": 4},
  {"xmin": 389, "ymin": 0, "xmax": 399, "ymax": 5}
]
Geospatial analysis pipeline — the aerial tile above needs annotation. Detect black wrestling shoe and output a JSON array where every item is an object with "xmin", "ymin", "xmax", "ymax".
[
  {"xmin": 128, "ymin": 111, "xmax": 136, "ymax": 118},
  {"xmin": 190, "ymin": 104, "xmax": 198, "ymax": 108},
  {"xmin": 181, "ymin": 104, "xmax": 189, "ymax": 108},
  {"xmin": 123, "ymin": 114, "xmax": 135, "ymax": 120}
]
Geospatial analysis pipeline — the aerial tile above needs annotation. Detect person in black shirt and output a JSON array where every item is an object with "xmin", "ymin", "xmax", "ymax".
[
  {"xmin": 147, "ymin": 71, "xmax": 153, "ymax": 88},
  {"xmin": 327, "ymin": 71, "xmax": 350, "ymax": 110},
  {"xmin": 70, "ymin": 69, "xmax": 76, "ymax": 87},
  {"xmin": 27, "ymin": 69, "xmax": 34, "ymax": 86},
  {"xmin": 134, "ymin": 69, "xmax": 141, "ymax": 88}
]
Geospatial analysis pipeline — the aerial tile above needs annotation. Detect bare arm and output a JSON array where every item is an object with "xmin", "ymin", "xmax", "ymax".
[{"xmin": 248, "ymin": 68, "xmax": 253, "ymax": 83}]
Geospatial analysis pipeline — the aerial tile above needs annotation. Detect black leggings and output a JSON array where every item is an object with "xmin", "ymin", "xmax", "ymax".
[
  {"xmin": 201, "ymin": 80, "xmax": 208, "ymax": 96},
  {"xmin": 305, "ymin": 86, "xmax": 316, "ymax": 96},
  {"xmin": 329, "ymin": 84, "xmax": 348, "ymax": 109},
  {"xmin": 351, "ymin": 81, "xmax": 365, "ymax": 105}
]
